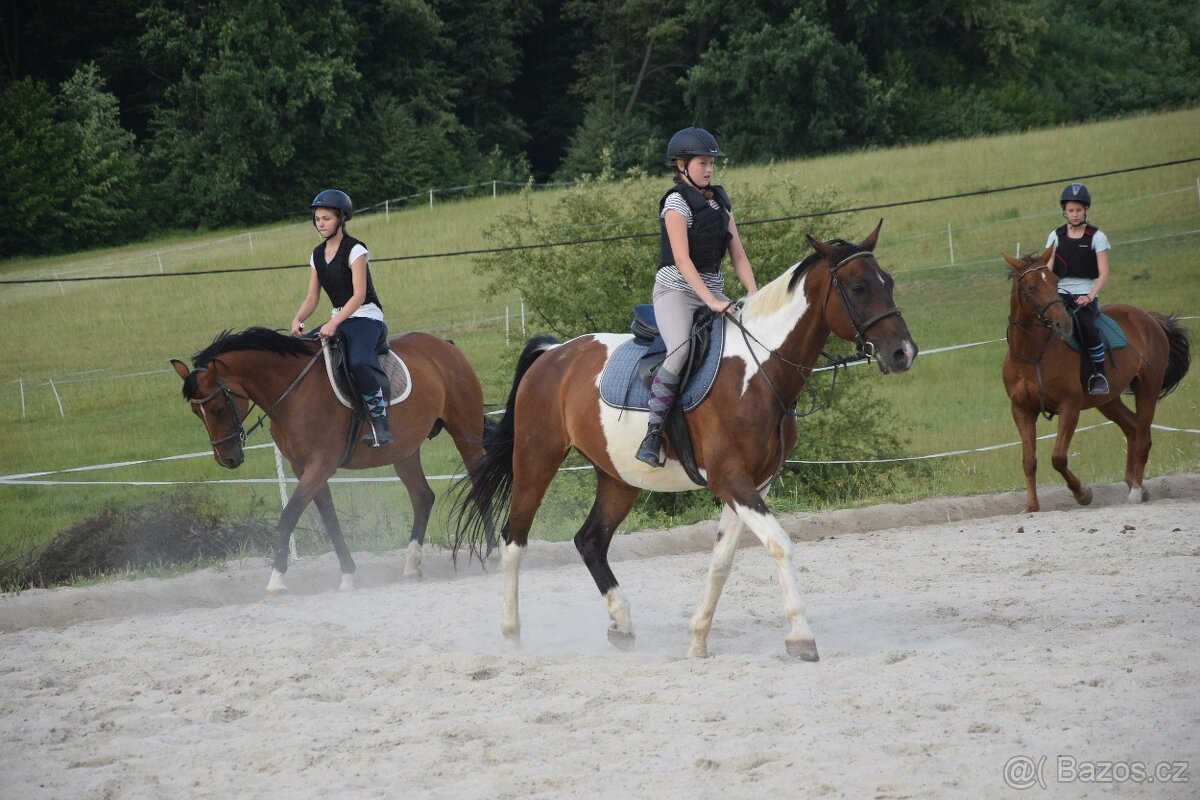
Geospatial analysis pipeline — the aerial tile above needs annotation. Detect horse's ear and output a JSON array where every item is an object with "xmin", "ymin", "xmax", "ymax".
[
  {"xmin": 1002, "ymin": 253, "xmax": 1024, "ymax": 270},
  {"xmin": 860, "ymin": 219, "xmax": 884, "ymax": 252},
  {"xmin": 806, "ymin": 233, "xmax": 833, "ymax": 259},
  {"xmin": 170, "ymin": 359, "xmax": 190, "ymax": 380},
  {"xmin": 1038, "ymin": 245, "xmax": 1054, "ymax": 265}
]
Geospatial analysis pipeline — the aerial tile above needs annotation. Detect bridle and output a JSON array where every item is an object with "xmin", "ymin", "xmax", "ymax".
[
  {"xmin": 188, "ymin": 349, "xmax": 325, "ymax": 449},
  {"xmin": 721, "ymin": 247, "xmax": 906, "ymax": 480},
  {"xmin": 1009, "ymin": 264, "xmax": 1067, "ymax": 330},
  {"xmin": 826, "ymin": 250, "xmax": 903, "ymax": 359},
  {"xmin": 1005, "ymin": 263, "xmax": 1069, "ymax": 419}
]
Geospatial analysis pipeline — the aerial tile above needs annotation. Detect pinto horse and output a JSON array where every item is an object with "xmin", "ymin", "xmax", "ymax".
[
  {"xmin": 459, "ymin": 222, "xmax": 918, "ymax": 660},
  {"xmin": 1002, "ymin": 248, "xmax": 1190, "ymax": 512},
  {"xmin": 172, "ymin": 327, "xmax": 494, "ymax": 592}
]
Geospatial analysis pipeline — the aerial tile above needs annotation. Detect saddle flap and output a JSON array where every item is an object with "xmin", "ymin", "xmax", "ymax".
[{"xmin": 631, "ymin": 304, "xmax": 658, "ymax": 344}]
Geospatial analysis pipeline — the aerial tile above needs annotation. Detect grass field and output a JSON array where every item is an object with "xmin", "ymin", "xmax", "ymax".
[{"xmin": 2, "ymin": 108, "xmax": 1197, "ymax": 564}]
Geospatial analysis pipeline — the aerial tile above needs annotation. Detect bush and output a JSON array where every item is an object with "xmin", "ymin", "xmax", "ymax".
[{"xmin": 0, "ymin": 487, "xmax": 277, "ymax": 590}]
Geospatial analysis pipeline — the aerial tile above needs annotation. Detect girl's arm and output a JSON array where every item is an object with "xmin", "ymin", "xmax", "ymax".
[{"xmin": 291, "ymin": 270, "xmax": 322, "ymax": 336}]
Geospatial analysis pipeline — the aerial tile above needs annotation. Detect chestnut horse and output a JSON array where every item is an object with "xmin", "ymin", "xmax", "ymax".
[
  {"xmin": 459, "ymin": 223, "xmax": 918, "ymax": 660},
  {"xmin": 1002, "ymin": 248, "xmax": 1190, "ymax": 512},
  {"xmin": 172, "ymin": 327, "xmax": 494, "ymax": 592}
]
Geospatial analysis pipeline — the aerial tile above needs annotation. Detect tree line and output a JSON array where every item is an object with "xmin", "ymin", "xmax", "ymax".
[{"xmin": 3, "ymin": 0, "xmax": 1197, "ymax": 256}]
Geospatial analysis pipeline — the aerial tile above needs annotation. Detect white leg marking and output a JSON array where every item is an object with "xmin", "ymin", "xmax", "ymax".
[
  {"xmin": 732, "ymin": 503, "xmax": 818, "ymax": 660},
  {"xmin": 266, "ymin": 569, "xmax": 288, "ymax": 594},
  {"xmin": 1128, "ymin": 485, "xmax": 1145, "ymax": 504},
  {"xmin": 689, "ymin": 504, "xmax": 745, "ymax": 658},
  {"xmin": 605, "ymin": 587, "xmax": 634, "ymax": 636},
  {"xmin": 501, "ymin": 541, "xmax": 525, "ymax": 640},
  {"xmin": 403, "ymin": 539, "xmax": 423, "ymax": 579},
  {"xmin": 338, "ymin": 573, "xmax": 356, "ymax": 592}
]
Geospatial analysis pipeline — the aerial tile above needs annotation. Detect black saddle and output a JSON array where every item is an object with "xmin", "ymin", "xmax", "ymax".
[
  {"xmin": 313, "ymin": 327, "xmax": 392, "ymax": 402},
  {"xmin": 629, "ymin": 304, "xmax": 717, "ymax": 389}
]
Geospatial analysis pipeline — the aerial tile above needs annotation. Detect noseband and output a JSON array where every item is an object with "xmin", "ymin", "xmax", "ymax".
[
  {"xmin": 827, "ymin": 250, "xmax": 903, "ymax": 358},
  {"xmin": 1012, "ymin": 264, "xmax": 1067, "ymax": 328},
  {"xmin": 189, "ymin": 372, "xmax": 256, "ymax": 447}
]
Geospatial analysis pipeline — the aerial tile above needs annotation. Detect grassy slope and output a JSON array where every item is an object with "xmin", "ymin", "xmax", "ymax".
[{"xmin": 1, "ymin": 108, "xmax": 1197, "ymax": 553}]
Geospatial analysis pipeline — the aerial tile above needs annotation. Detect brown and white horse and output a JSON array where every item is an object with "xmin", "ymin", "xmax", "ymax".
[
  {"xmin": 1003, "ymin": 248, "xmax": 1190, "ymax": 512},
  {"xmin": 173, "ymin": 327, "xmax": 495, "ymax": 592},
  {"xmin": 459, "ymin": 222, "xmax": 918, "ymax": 660}
]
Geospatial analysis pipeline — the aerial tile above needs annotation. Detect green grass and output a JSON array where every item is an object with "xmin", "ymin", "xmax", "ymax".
[{"xmin": 2, "ymin": 108, "xmax": 1197, "ymax": 561}]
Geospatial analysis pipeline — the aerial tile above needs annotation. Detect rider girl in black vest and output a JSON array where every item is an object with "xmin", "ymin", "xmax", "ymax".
[
  {"xmin": 290, "ymin": 189, "xmax": 394, "ymax": 446},
  {"xmin": 1045, "ymin": 182, "xmax": 1112, "ymax": 396},
  {"xmin": 635, "ymin": 128, "xmax": 758, "ymax": 467}
]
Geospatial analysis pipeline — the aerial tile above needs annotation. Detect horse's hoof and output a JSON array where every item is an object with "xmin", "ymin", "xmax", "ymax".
[
  {"xmin": 402, "ymin": 569, "xmax": 423, "ymax": 581},
  {"xmin": 1128, "ymin": 486, "xmax": 1149, "ymax": 504},
  {"xmin": 338, "ymin": 574, "xmax": 356, "ymax": 592},
  {"xmin": 786, "ymin": 638, "xmax": 820, "ymax": 662},
  {"xmin": 688, "ymin": 644, "xmax": 711, "ymax": 659},
  {"xmin": 1076, "ymin": 487, "xmax": 1094, "ymax": 506},
  {"xmin": 607, "ymin": 626, "xmax": 636, "ymax": 652},
  {"xmin": 265, "ymin": 570, "xmax": 289, "ymax": 595}
]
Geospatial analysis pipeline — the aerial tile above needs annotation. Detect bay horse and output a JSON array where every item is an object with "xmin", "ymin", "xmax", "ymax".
[
  {"xmin": 172, "ymin": 327, "xmax": 495, "ymax": 592},
  {"xmin": 458, "ymin": 222, "xmax": 918, "ymax": 660},
  {"xmin": 1002, "ymin": 248, "xmax": 1190, "ymax": 513}
]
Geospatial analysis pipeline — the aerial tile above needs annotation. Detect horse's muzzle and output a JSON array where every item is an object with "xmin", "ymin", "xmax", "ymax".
[
  {"xmin": 876, "ymin": 338, "xmax": 918, "ymax": 375},
  {"xmin": 213, "ymin": 448, "xmax": 244, "ymax": 469}
]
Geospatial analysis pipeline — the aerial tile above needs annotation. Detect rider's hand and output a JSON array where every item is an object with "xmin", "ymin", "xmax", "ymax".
[
  {"xmin": 706, "ymin": 298, "xmax": 734, "ymax": 315},
  {"xmin": 290, "ymin": 320, "xmax": 305, "ymax": 337},
  {"xmin": 319, "ymin": 321, "xmax": 339, "ymax": 339}
]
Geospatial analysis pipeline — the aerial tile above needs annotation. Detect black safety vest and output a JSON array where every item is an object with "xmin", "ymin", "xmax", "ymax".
[
  {"xmin": 1053, "ymin": 224, "xmax": 1100, "ymax": 281},
  {"xmin": 312, "ymin": 235, "xmax": 383, "ymax": 310},
  {"xmin": 658, "ymin": 183, "xmax": 732, "ymax": 275}
]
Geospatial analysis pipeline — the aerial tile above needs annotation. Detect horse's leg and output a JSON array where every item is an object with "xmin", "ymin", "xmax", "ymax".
[
  {"xmin": 393, "ymin": 452, "xmax": 436, "ymax": 579},
  {"xmin": 689, "ymin": 503, "xmax": 748, "ymax": 658},
  {"xmin": 716, "ymin": 478, "xmax": 818, "ymax": 661},
  {"xmin": 1095, "ymin": 397, "xmax": 1141, "ymax": 494},
  {"xmin": 1050, "ymin": 406, "xmax": 1093, "ymax": 506},
  {"xmin": 572, "ymin": 471, "xmax": 640, "ymax": 650},
  {"xmin": 1106, "ymin": 378, "xmax": 1161, "ymax": 504},
  {"xmin": 267, "ymin": 467, "xmax": 334, "ymax": 593},
  {"xmin": 311, "ymin": 484, "xmax": 357, "ymax": 591},
  {"xmin": 501, "ymin": 443, "xmax": 568, "ymax": 642},
  {"xmin": 1011, "ymin": 403, "xmax": 1042, "ymax": 513}
]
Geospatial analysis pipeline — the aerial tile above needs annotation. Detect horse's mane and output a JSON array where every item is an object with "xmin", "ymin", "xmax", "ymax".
[
  {"xmin": 191, "ymin": 326, "xmax": 316, "ymax": 369},
  {"xmin": 742, "ymin": 239, "xmax": 858, "ymax": 322}
]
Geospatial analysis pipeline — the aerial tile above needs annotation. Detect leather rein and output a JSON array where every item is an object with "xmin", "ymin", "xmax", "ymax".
[{"xmin": 188, "ymin": 349, "xmax": 325, "ymax": 448}]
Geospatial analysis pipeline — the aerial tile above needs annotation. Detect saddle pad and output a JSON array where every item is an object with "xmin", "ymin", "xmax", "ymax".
[
  {"xmin": 598, "ymin": 321, "xmax": 724, "ymax": 413},
  {"xmin": 1066, "ymin": 313, "xmax": 1128, "ymax": 353},
  {"xmin": 323, "ymin": 346, "xmax": 412, "ymax": 409}
]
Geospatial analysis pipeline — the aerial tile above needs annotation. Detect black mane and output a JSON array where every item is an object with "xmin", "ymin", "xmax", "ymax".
[
  {"xmin": 191, "ymin": 326, "xmax": 316, "ymax": 369},
  {"xmin": 787, "ymin": 239, "xmax": 858, "ymax": 294}
]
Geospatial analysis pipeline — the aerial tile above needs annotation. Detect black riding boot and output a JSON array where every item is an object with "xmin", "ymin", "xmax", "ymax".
[
  {"xmin": 364, "ymin": 412, "xmax": 394, "ymax": 447},
  {"xmin": 1088, "ymin": 361, "xmax": 1110, "ymax": 396}
]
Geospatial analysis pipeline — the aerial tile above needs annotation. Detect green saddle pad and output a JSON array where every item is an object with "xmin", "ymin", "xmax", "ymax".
[{"xmin": 1066, "ymin": 312, "xmax": 1127, "ymax": 352}]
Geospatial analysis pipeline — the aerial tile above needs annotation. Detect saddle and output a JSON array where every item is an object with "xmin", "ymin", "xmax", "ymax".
[{"xmin": 597, "ymin": 305, "xmax": 725, "ymax": 486}]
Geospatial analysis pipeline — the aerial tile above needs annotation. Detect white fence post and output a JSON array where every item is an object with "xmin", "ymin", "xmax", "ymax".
[
  {"xmin": 429, "ymin": 189, "xmax": 434, "ymax": 210},
  {"xmin": 48, "ymin": 380, "xmax": 64, "ymax": 417},
  {"xmin": 17, "ymin": 378, "xmax": 26, "ymax": 421},
  {"xmin": 947, "ymin": 223, "xmax": 955, "ymax": 266},
  {"xmin": 156, "ymin": 252, "xmax": 164, "ymax": 273},
  {"xmin": 493, "ymin": 180, "xmax": 497, "ymax": 199},
  {"xmin": 385, "ymin": 200, "xmax": 389, "ymax": 222},
  {"xmin": 505, "ymin": 306, "xmax": 510, "ymax": 345},
  {"xmin": 248, "ymin": 232, "xmax": 253, "ymax": 253},
  {"xmin": 520, "ymin": 299, "xmax": 526, "ymax": 335}
]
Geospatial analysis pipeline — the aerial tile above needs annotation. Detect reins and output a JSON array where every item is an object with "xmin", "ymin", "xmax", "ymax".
[{"xmin": 189, "ymin": 347, "xmax": 325, "ymax": 447}]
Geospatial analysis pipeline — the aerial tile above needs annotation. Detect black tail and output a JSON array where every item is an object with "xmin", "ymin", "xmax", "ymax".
[
  {"xmin": 453, "ymin": 335, "xmax": 560, "ymax": 561},
  {"xmin": 1156, "ymin": 313, "xmax": 1191, "ymax": 398}
]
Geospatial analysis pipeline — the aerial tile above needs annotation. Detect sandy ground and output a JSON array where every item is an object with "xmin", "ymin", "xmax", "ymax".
[{"xmin": 1, "ymin": 475, "xmax": 1198, "ymax": 799}]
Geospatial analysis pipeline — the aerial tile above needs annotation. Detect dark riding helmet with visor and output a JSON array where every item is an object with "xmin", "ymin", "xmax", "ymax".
[
  {"xmin": 311, "ymin": 189, "xmax": 353, "ymax": 220},
  {"xmin": 666, "ymin": 127, "xmax": 726, "ymax": 163},
  {"xmin": 1059, "ymin": 182, "xmax": 1092, "ymax": 208}
]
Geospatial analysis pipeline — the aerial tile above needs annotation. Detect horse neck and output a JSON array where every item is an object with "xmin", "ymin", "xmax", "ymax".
[
  {"xmin": 219, "ymin": 351, "xmax": 310, "ymax": 409},
  {"xmin": 1007, "ymin": 284, "xmax": 1054, "ymax": 361},
  {"xmin": 737, "ymin": 270, "xmax": 832, "ymax": 403}
]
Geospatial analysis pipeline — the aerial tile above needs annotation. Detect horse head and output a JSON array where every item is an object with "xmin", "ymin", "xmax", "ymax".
[
  {"xmin": 171, "ymin": 356, "xmax": 248, "ymax": 469},
  {"xmin": 804, "ymin": 220, "xmax": 918, "ymax": 374},
  {"xmin": 1003, "ymin": 247, "xmax": 1072, "ymax": 340}
]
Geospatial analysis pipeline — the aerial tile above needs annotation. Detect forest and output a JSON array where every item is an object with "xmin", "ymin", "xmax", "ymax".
[{"xmin": 3, "ymin": 0, "xmax": 1198, "ymax": 255}]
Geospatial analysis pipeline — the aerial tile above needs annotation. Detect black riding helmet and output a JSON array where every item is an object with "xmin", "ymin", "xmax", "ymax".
[
  {"xmin": 1059, "ymin": 182, "xmax": 1092, "ymax": 208},
  {"xmin": 666, "ymin": 127, "xmax": 726, "ymax": 162},
  {"xmin": 311, "ymin": 189, "xmax": 353, "ymax": 220}
]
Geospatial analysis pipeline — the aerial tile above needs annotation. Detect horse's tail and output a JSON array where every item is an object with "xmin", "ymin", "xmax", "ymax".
[
  {"xmin": 453, "ymin": 334, "xmax": 560, "ymax": 562},
  {"xmin": 1154, "ymin": 312, "xmax": 1191, "ymax": 398}
]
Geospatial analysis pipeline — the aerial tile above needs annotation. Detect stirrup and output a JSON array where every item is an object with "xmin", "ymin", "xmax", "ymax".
[
  {"xmin": 364, "ymin": 415, "xmax": 394, "ymax": 447},
  {"xmin": 635, "ymin": 430, "xmax": 664, "ymax": 467},
  {"xmin": 1087, "ymin": 374, "xmax": 1110, "ymax": 396}
]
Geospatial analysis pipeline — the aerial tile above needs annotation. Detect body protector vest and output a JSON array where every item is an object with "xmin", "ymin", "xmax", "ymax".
[
  {"xmin": 658, "ymin": 184, "xmax": 732, "ymax": 275},
  {"xmin": 1053, "ymin": 224, "xmax": 1100, "ymax": 281},
  {"xmin": 313, "ymin": 235, "xmax": 383, "ymax": 310}
]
